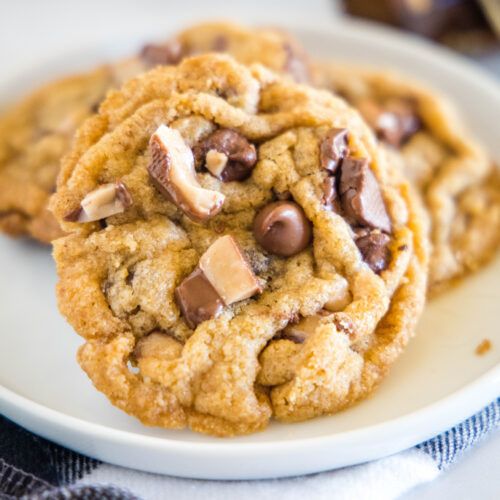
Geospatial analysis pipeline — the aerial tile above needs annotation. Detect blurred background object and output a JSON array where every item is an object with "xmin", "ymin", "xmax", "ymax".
[{"xmin": 343, "ymin": 0, "xmax": 500, "ymax": 56}]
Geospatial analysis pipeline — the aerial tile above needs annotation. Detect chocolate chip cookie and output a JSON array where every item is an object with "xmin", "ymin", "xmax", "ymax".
[
  {"xmin": 314, "ymin": 63, "xmax": 500, "ymax": 294},
  {"xmin": 0, "ymin": 22, "xmax": 309, "ymax": 244},
  {"xmin": 50, "ymin": 54, "xmax": 428, "ymax": 436},
  {"xmin": 0, "ymin": 68, "xmax": 118, "ymax": 242}
]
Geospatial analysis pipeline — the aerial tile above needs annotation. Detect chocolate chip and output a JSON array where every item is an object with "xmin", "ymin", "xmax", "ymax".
[
  {"xmin": 355, "ymin": 231, "xmax": 391, "ymax": 273},
  {"xmin": 253, "ymin": 201, "xmax": 312, "ymax": 257},
  {"xmin": 194, "ymin": 129, "xmax": 257, "ymax": 182},
  {"xmin": 339, "ymin": 158, "xmax": 391, "ymax": 233},
  {"xmin": 140, "ymin": 40, "xmax": 183, "ymax": 66},
  {"xmin": 174, "ymin": 267, "xmax": 224, "ymax": 329},
  {"xmin": 320, "ymin": 128, "xmax": 349, "ymax": 173}
]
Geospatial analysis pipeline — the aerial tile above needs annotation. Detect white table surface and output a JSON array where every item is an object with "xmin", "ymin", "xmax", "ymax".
[{"xmin": 1, "ymin": 1, "xmax": 498, "ymax": 498}]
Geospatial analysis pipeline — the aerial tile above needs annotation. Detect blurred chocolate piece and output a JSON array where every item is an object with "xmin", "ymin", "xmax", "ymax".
[
  {"xmin": 140, "ymin": 40, "xmax": 183, "ymax": 66},
  {"xmin": 357, "ymin": 98, "xmax": 421, "ymax": 148},
  {"xmin": 344, "ymin": 0, "xmax": 498, "ymax": 54}
]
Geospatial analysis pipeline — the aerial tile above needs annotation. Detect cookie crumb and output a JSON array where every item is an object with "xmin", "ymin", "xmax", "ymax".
[{"xmin": 475, "ymin": 339, "xmax": 492, "ymax": 356}]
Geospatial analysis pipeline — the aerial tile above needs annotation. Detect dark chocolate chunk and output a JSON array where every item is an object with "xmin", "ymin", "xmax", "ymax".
[
  {"xmin": 339, "ymin": 157, "xmax": 392, "ymax": 233},
  {"xmin": 174, "ymin": 267, "xmax": 224, "ymax": 329},
  {"xmin": 140, "ymin": 40, "xmax": 183, "ymax": 66}
]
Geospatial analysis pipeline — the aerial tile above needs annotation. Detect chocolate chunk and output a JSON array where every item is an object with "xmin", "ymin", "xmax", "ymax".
[
  {"xmin": 322, "ymin": 176, "xmax": 341, "ymax": 213},
  {"xmin": 339, "ymin": 157, "xmax": 392, "ymax": 233},
  {"xmin": 140, "ymin": 40, "xmax": 183, "ymax": 66},
  {"xmin": 283, "ymin": 42, "xmax": 310, "ymax": 83},
  {"xmin": 320, "ymin": 128, "xmax": 349, "ymax": 173},
  {"xmin": 194, "ymin": 129, "xmax": 257, "ymax": 182},
  {"xmin": 358, "ymin": 98, "xmax": 420, "ymax": 148},
  {"xmin": 212, "ymin": 35, "xmax": 228, "ymax": 52},
  {"xmin": 174, "ymin": 267, "xmax": 224, "ymax": 329},
  {"xmin": 63, "ymin": 206, "xmax": 83, "ymax": 222},
  {"xmin": 344, "ymin": 0, "xmax": 489, "ymax": 40},
  {"xmin": 148, "ymin": 125, "xmax": 225, "ymax": 222},
  {"xmin": 384, "ymin": 99, "xmax": 421, "ymax": 145},
  {"xmin": 63, "ymin": 181, "xmax": 133, "ymax": 223},
  {"xmin": 355, "ymin": 231, "xmax": 391, "ymax": 273},
  {"xmin": 198, "ymin": 235, "xmax": 262, "ymax": 305},
  {"xmin": 115, "ymin": 181, "xmax": 133, "ymax": 209},
  {"xmin": 253, "ymin": 201, "xmax": 312, "ymax": 257}
]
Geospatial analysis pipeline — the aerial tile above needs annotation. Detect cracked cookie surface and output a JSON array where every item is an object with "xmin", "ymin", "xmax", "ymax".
[
  {"xmin": 51, "ymin": 54, "xmax": 428, "ymax": 436},
  {"xmin": 314, "ymin": 63, "xmax": 500, "ymax": 294}
]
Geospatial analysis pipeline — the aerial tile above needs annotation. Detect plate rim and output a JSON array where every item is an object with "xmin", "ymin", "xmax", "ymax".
[{"xmin": 1, "ymin": 18, "xmax": 500, "ymax": 479}]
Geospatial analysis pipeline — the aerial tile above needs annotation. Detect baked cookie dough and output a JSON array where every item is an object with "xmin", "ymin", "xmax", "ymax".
[
  {"xmin": 0, "ymin": 21, "xmax": 310, "ymax": 243},
  {"xmin": 314, "ymin": 63, "xmax": 500, "ymax": 294},
  {"xmin": 0, "ymin": 68, "xmax": 116, "ymax": 243},
  {"xmin": 51, "ymin": 54, "xmax": 428, "ymax": 436}
]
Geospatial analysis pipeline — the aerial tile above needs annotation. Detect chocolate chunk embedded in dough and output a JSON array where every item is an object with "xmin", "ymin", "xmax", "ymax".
[
  {"xmin": 194, "ymin": 128, "xmax": 257, "ymax": 182},
  {"xmin": 355, "ymin": 231, "xmax": 391, "ymax": 273},
  {"xmin": 339, "ymin": 157, "xmax": 391, "ymax": 233},
  {"xmin": 320, "ymin": 128, "xmax": 349, "ymax": 173},
  {"xmin": 148, "ymin": 125, "xmax": 225, "ymax": 222},
  {"xmin": 174, "ymin": 267, "xmax": 224, "ymax": 329}
]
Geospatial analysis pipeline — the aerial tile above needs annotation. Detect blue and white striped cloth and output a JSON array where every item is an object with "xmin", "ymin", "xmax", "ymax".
[{"xmin": 1, "ymin": 398, "xmax": 499, "ymax": 500}]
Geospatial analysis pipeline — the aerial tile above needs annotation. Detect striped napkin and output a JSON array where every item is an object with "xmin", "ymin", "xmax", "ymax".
[{"xmin": 0, "ymin": 398, "xmax": 498, "ymax": 500}]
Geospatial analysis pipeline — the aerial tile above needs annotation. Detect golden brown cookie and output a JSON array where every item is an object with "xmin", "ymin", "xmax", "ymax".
[
  {"xmin": 51, "ymin": 54, "xmax": 428, "ymax": 436},
  {"xmin": 0, "ymin": 68, "xmax": 117, "ymax": 243},
  {"xmin": 314, "ymin": 63, "xmax": 500, "ymax": 294},
  {"xmin": 0, "ymin": 22, "xmax": 310, "ymax": 244}
]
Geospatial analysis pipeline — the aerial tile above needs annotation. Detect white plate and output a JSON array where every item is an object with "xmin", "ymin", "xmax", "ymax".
[{"xmin": 1, "ymin": 21, "xmax": 499, "ymax": 480}]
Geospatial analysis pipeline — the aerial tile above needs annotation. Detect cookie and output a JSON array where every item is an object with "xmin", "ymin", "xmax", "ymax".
[
  {"xmin": 314, "ymin": 63, "xmax": 500, "ymax": 294},
  {"xmin": 0, "ymin": 22, "xmax": 309, "ymax": 244},
  {"xmin": 0, "ymin": 67, "xmax": 118, "ymax": 243},
  {"xmin": 50, "ymin": 54, "xmax": 428, "ymax": 436}
]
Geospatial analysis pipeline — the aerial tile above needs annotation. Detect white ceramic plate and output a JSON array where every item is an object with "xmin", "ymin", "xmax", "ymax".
[{"xmin": 1, "ymin": 21, "xmax": 499, "ymax": 480}]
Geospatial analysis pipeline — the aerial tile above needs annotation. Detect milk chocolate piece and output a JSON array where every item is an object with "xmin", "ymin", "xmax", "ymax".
[
  {"xmin": 253, "ymin": 201, "xmax": 312, "ymax": 257},
  {"xmin": 199, "ymin": 235, "xmax": 262, "ymax": 305},
  {"xmin": 63, "ymin": 181, "xmax": 133, "ymax": 223},
  {"xmin": 355, "ymin": 231, "xmax": 391, "ymax": 273},
  {"xmin": 148, "ymin": 125, "xmax": 225, "ymax": 222},
  {"xmin": 320, "ymin": 128, "xmax": 349, "ymax": 173},
  {"xmin": 339, "ymin": 157, "xmax": 392, "ymax": 233},
  {"xmin": 174, "ymin": 267, "xmax": 224, "ymax": 329},
  {"xmin": 194, "ymin": 129, "xmax": 257, "ymax": 182}
]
